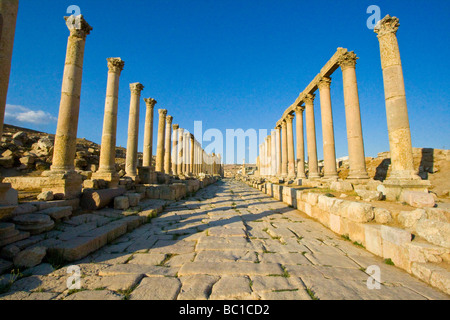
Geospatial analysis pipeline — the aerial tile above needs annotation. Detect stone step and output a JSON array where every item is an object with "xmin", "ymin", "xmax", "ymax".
[
  {"xmin": 37, "ymin": 206, "xmax": 72, "ymax": 222},
  {"xmin": 411, "ymin": 262, "xmax": 450, "ymax": 295}
]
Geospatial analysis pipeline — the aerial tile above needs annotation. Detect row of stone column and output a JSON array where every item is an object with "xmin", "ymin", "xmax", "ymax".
[{"xmin": 257, "ymin": 15, "xmax": 421, "ymax": 186}]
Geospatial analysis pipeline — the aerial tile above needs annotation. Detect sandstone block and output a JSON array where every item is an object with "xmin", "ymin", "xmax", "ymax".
[
  {"xmin": 398, "ymin": 209, "xmax": 426, "ymax": 229},
  {"xmin": 114, "ymin": 196, "xmax": 129, "ymax": 210},
  {"xmin": 37, "ymin": 191, "xmax": 54, "ymax": 201},
  {"xmin": 374, "ymin": 207, "xmax": 392, "ymax": 224},
  {"xmin": 126, "ymin": 193, "xmax": 141, "ymax": 207},
  {"xmin": 364, "ymin": 224, "xmax": 383, "ymax": 257},
  {"xmin": 415, "ymin": 219, "xmax": 450, "ymax": 248},
  {"xmin": 346, "ymin": 202, "xmax": 374, "ymax": 223},
  {"xmin": 330, "ymin": 181, "xmax": 353, "ymax": 192},
  {"xmin": 13, "ymin": 246, "xmax": 46, "ymax": 268},
  {"xmin": 401, "ymin": 191, "xmax": 435, "ymax": 208},
  {"xmin": 381, "ymin": 225, "xmax": 411, "ymax": 245}
]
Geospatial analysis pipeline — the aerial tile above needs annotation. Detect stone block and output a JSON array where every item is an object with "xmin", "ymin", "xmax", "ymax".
[
  {"xmin": 415, "ymin": 219, "xmax": 450, "ymax": 248},
  {"xmin": 373, "ymin": 207, "xmax": 392, "ymax": 224},
  {"xmin": 401, "ymin": 191, "xmax": 435, "ymax": 208},
  {"xmin": 364, "ymin": 224, "xmax": 383, "ymax": 257},
  {"xmin": 37, "ymin": 191, "xmax": 54, "ymax": 201},
  {"xmin": 126, "ymin": 193, "xmax": 141, "ymax": 207},
  {"xmin": 398, "ymin": 209, "xmax": 426, "ymax": 229},
  {"xmin": 381, "ymin": 225, "xmax": 411, "ymax": 245},
  {"xmin": 346, "ymin": 202, "xmax": 374, "ymax": 223},
  {"xmin": 114, "ymin": 196, "xmax": 129, "ymax": 210},
  {"xmin": 330, "ymin": 181, "xmax": 353, "ymax": 192},
  {"xmin": 13, "ymin": 246, "xmax": 46, "ymax": 268}
]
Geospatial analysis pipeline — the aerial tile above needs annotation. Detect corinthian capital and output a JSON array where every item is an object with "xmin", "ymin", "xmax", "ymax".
[
  {"xmin": 130, "ymin": 83, "xmax": 144, "ymax": 95},
  {"xmin": 294, "ymin": 105, "xmax": 305, "ymax": 113},
  {"xmin": 173, "ymin": 124, "xmax": 180, "ymax": 130},
  {"xmin": 374, "ymin": 15, "xmax": 400, "ymax": 37},
  {"xmin": 158, "ymin": 109, "xmax": 167, "ymax": 116},
  {"xmin": 144, "ymin": 98, "xmax": 157, "ymax": 109},
  {"xmin": 166, "ymin": 115, "xmax": 173, "ymax": 124},
  {"xmin": 286, "ymin": 114, "xmax": 295, "ymax": 123},
  {"xmin": 107, "ymin": 58, "xmax": 125, "ymax": 74},
  {"xmin": 303, "ymin": 93, "xmax": 316, "ymax": 105},
  {"xmin": 318, "ymin": 76, "xmax": 332, "ymax": 89},
  {"xmin": 337, "ymin": 51, "xmax": 358, "ymax": 70},
  {"xmin": 64, "ymin": 15, "xmax": 92, "ymax": 39}
]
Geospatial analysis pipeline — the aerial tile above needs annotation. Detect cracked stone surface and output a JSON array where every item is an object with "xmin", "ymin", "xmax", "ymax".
[{"xmin": 1, "ymin": 179, "xmax": 448, "ymax": 300}]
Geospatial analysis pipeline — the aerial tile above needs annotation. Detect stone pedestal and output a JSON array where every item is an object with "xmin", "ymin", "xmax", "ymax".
[
  {"xmin": 137, "ymin": 166, "xmax": 157, "ymax": 184},
  {"xmin": 41, "ymin": 171, "xmax": 83, "ymax": 200},
  {"xmin": 0, "ymin": 182, "xmax": 18, "ymax": 221}
]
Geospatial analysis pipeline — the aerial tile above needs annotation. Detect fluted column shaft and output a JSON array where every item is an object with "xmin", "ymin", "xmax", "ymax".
[
  {"xmin": 125, "ymin": 83, "xmax": 144, "ymax": 178},
  {"xmin": 338, "ymin": 52, "xmax": 369, "ymax": 179},
  {"xmin": 304, "ymin": 94, "xmax": 320, "ymax": 179},
  {"xmin": 295, "ymin": 106, "xmax": 306, "ymax": 178},
  {"xmin": 0, "ymin": 0, "xmax": 19, "ymax": 137},
  {"xmin": 51, "ymin": 15, "xmax": 92, "ymax": 173},
  {"xmin": 318, "ymin": 77, "xmax": 338, "ymax": 178},
  {"xmin": 142, "ymin": 98, "xmax": 157, "ymax": 167},
  {"xmin": 97, "ymin": 58, "xmax": 124, "ymax": 176},
  {"xmin": 374, "ymin": 15, "xmax": 417, "ymax": 180},
  {"xmin": 155, "ymin": 109, "xmax": 167, "ymax": 173},
  {"xmin": 164, "ymin": 115, "xmax": 173, "ymax": 174}
]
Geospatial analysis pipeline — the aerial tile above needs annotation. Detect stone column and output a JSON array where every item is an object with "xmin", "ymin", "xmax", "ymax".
[
  {"xmin": 281, "ymin": 121, "xmax": 288, "ymax": 177},
  {"xmin": 286, "ymin": 114, "xmax": 296, "ymax": 178},
  {"xmin": 190, "ymin": 134, "xmax": 195, "ymax": 175},
  {"xmin": 93, "ymin": 58, "xmax": 124, "ymax": 186},
  {"xmin": 49, "ymin": 15, "xmax": 93, "ymax": 174},
  {"xmin": 125, "ymin": 83, "xmax": 144, "ymax": 179},
  {"xmin": 155, "ymin": 109, "xmax": 167, "ymax": 173},
  {"xmin": 295, "ymin": 106, "xmax": 306, "ymax": 179},
  {"xmin": 164, "ymin": 115, "xmax": 173, "ymax": 175},
  {"xmin": 177, "ymin": 128, "xmax": 184, "ymax": 175},
  {"xmin": 275, "ymin": 125, "xmax": 282, "ymax": 176},
  {"xmin": 266, "ymin": 136, "xmax": 271, "ymax": 177},
  {"xmin": 338, "ymin": 51, "xmax": 369, "ymax": 180},
  {"xmin": 374, "ymin": 15, "xmax": 420, "ymax": 181},
  {"xmin": 271, "ymin": 130, "xmax": 276, "ymax": 176},
  {"xmin": 183, "ymin": 132, "xmax": 189, "ymax": 174},
  {"xmin": 142, "ymin": 98, "xmax": 157, "ymax": 167},
  {"xmin": 0, "ymin": 0, "xmax": 18, "ymax": 137},
  {"xmin": 318, "ymin": 76, "xmax": 338, "ymax": 179},
  {"xmin": 42, "ymin": 15, "xmax": 92, "ymax": 199},
  {"xmin": 172, "ymin": 124, "xmax": 179, "ymax": 175},
  {"xmin": 304, "ymin": 94, "xmax": 320, "ymax": 179}
]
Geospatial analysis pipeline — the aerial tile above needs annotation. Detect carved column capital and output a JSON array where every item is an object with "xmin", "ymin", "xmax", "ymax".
[
  {"xmin": 286, "ymin": 114, "xmax": 295, "ymax": 123},
  {"xmin": 158, "ymin": 109, "xmax": 167, "ymax": 116},
  {"xmin": 173, "ymin": 124, "xmax": 179, "ymax": 130},
  {"xmin": 303, "ymin": 93, "xmax": 316, "ymax": 105},
  {"xmin": 294, "ymin": 105, "xmax": 305, "ymax": 114},
  {"xmin": 130, "ymin": 82, "xmax": 144, "ymax": 95},
  {"xmin": 337, "ymin": 51, "xmax": 358, "ymax": 70},
  {"xmin": 107, "ymin": 57, "xmax": 124, "ymax": 74},
  {"xmin": 166, "ymin": 115, "xmax": 173, "ymax": 124},
  {"xmin": 318, "ymin": 76, "xmax": 332, "ymax": 89},
  {"xmin": 64, "ymin": 15, "xmax": 92, "ymax": 39},
  {"xmin": 144, "ymin": 98, "xmax": 157, "ymax": 109},
  {"xmin": 374, "ymin": 15, "xmax": 400, "ymax": 37}
]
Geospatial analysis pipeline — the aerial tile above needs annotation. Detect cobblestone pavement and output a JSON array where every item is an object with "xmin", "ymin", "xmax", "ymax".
[{"xmin": 1, "ymin": 179, "xmax": 448, "ymax": 300}]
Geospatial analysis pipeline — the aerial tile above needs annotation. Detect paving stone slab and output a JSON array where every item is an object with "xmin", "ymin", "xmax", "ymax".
[{"xmin": 130, "ymin": 277, "xmax": 181, "ymax": 300}]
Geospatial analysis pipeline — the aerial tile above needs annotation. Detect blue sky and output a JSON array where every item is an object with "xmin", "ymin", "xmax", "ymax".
[{"xmin": 5, "ymin": 0, "xmax": 450, "ymax": 164}]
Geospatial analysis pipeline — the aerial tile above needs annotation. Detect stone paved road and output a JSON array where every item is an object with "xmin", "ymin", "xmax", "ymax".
[{"xmin": 1, "ymin": 179, "xmax": 448, "ymax": 300}]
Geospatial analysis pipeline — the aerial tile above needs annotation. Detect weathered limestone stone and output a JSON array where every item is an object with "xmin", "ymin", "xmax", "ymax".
[
  {"xmin": 330, "ymin": 181, "xmax": 354, "ymax": 192},
  {"xmin": 126, "ymin": 193, "xmax": 140, "ymax": 207},
  {"xmin": 13, "ymin": 214, "xmax": 55, "ymax": 235},
  {"xmin": 354, "ymin": 188, "xmax": 383, "ymax": 201},
  {"xmin": 64, "ymin": 290, "xmax": 123, "ymax": 300},
  {"xmin": 37, "ymin": 191, "xmax": 54, "ymax": 201},
  {"xmin": 130, "ymin": 277, "xmax": 181, "ymax": 300},
  {"xmin": 92, "ymin": 57, "xmax": 125, "ymax": 187},
  {"xmin": 38, "ymin": 206, "xmax": 72, "ymax": 222},
  {"xmin": 114, "ymin": 196, "xmax": 129, "ymax": 210},
  {"xmin": 398, "ymin": 209, "xmax": 426, "ymax": 229},
  {"xmin": 80, "ymin": 188, "xmax": 126, "ymax": 210},
  {"xmin": 401, "ymin": 191, "xmax": 435, "ymax": 208},
  {"xmin": 125, "ymin": 83, "xmax": 144, "ymax": 179},
  {"xmin": 13, "ymin": 246, "xmax": 47, "ymax": 268},
  {"xmin": 155, "ymin": 109, "xmax": 167, "ymax": 173},
  {"xmin": 415, "ymin": 219, "xmax": 450, "ymax": 249},
  {"xmin": 374, "ymin": 207, "xmax": 392, "ymax": 224}
]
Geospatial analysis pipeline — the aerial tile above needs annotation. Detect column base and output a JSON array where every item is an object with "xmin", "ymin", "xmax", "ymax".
[
  {"xmin": 137, "ymin": 166, "xmax": 157, "ymax": 184},
  {"xmin": 308, "ymin": 172, "xmax": 321, "ymax": 180},
  {"xmin": 347, "ymin": 170, "xmax": 369, "ymax": 180},
  {"xmin": 0, "ymin": 182, "xmax": 18, "ymax": 221},
  {"xmin": 41, "ymin": 170, "xmax": 82, "ymax": 200},
  {"xmin": 91, "ymin": 171, "xmax": 120, "ymax": 188},
  {"xmin": 382, "ymin": 178, "xmax": 431, "ymax": 201}
]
